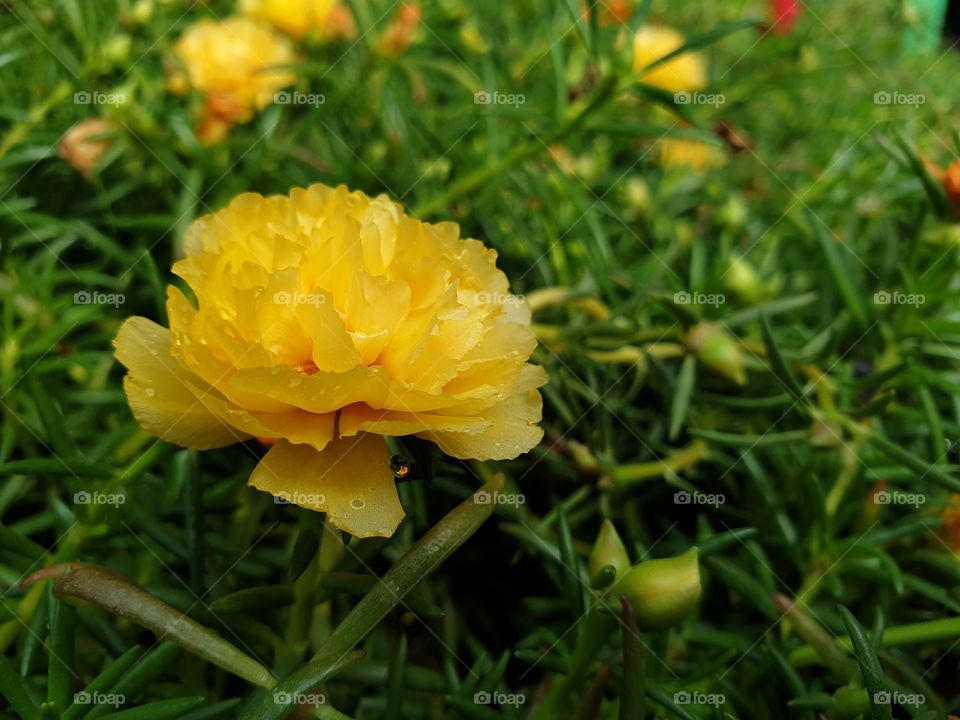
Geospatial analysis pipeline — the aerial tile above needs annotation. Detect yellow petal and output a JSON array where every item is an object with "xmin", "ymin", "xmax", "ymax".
[
  {"xmin": 418, "ymin": 365, "xmax": 547, "ymax": 460},
  {"xmin": 114, "ymin": 317, "xmax": 246, "ymax": 449},
  {"xmin": 249, "ymin": 435, "xmax": 405, "ymax": 538},
  {"xmin": 338, "ymin": 404, "xmax": 491, "ymax": 437}
]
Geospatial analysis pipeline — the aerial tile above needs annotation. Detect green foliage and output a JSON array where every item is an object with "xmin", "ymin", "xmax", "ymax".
[{"xmin": 2, "ymin": 0, "xmax": 960, "ymax": 718}]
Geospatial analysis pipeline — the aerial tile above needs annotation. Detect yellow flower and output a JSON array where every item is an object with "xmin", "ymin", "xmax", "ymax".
[
  {"xmin": 632, "ymin": 25, "xmax": 706, "ymax": 92},
  {"xmin": 656, "ymin": 137, "xmax": 725, "ymax": 172},
  {"xmin": 168, "ymin": 17, "xmax": 296, "ymax": 142},
  {"xmin": 113, "ymin": 184, "xmax": 547, "ymax": 538},
  {"xmin": 238, "ymin": 0, "xmax": 336, "ymax": 39}
]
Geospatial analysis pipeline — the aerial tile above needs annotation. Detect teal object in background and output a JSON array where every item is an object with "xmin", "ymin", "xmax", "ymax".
[{"xmin": 903, "ymin": 0, "xmax": 948, "ymax": 53}]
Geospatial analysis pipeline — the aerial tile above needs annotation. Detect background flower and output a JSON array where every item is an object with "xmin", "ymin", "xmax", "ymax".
[
  {"xmin": 632, "ymin": 25, "xmax": 707, "ymax": 92},
  {"xmin": 168, "ymin": 16, "xmax": 296, "ymax": 142}
]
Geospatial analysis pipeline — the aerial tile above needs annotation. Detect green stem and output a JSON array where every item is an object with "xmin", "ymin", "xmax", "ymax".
[
  {"xmin": 239, "ymin": 474, "xmax": 505, "ymax": 720},
  {"xmin": 789, "ymin": 616, "xmax": 960, "ymax": 667}
]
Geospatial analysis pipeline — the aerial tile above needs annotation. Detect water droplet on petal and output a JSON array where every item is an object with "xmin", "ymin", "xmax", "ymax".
[
  {"xmin": 350, "ymin": 498, "xmax": 365, "ymax": 510},
  {"xmin": 287, "ymin": 376, "xmax": 303, "ymax": 387},
  {"xmin": 145, "ymin": 387, "xmax": 156, "ymax": 397}
]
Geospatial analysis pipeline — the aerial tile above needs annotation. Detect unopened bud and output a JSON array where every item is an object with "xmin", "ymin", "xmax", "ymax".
[
  {"xmin": 588, "ymin": 520, "xmax": 630, "ymax": 587},
  {"xmin": 58, "ymin": 118, "xmax": 116, "ymax": 178},
  {"xmin": 716, "ymin": 194, "xmax": 747, "ymax": 230},
  {"xmin": 945, "ymin": 160, "xmax": 960, "ymax": 209},
  {"xmin": 622, "ymin": 178, "xmax": 652, "ymax": 219},
  {"xmin": 686, "ymin": 322, "xmax": 746, "ymax": 385},
  {"xmin": 723, "ymin": 256, "xmax": 762, "ymax": 303},
  {"xmin": 615, "ymin": 547, "xmax": 701, "ymax": 631}
]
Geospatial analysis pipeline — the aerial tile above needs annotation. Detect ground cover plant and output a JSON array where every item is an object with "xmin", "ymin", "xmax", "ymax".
[{"xmin": 2, "ymin": 0, "xmax": 960, "ymax": 718}]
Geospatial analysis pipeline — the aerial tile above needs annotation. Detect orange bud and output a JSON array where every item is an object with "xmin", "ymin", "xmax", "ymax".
[
  {"xmin": 379, "ymin": 3, "xmax": 420, "ymax": 57},
  {"xmin": 59, "ymin": 118, "xmax": 116, "ymax": 178}
]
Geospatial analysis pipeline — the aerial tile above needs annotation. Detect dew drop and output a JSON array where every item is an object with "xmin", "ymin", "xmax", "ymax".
[
  {"xmin": 350, "ymin": 498, "xmax": 365, "ymax": 510},
  {"xmin": 287, "ymin": 376, "xmax": 303, "ymax": 387},
  {"xmin": 145, "ymin": 387, "xmax": 156, "ymax": 397}
]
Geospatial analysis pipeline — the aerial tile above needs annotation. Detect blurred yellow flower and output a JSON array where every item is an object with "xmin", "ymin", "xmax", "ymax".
[
  {"xmin": 657, "ymin": 137, "xmax": 725, "ymax": 172},
  {"xmin": 239, "ymin": 0, "xmax": 336, "ymax": 39},
  {"xmin": 168, "ymin": 17, "xmax": 296, "ymax": 143},
  {"xmin": 633, "ymin": 25, "xmax": 706, "ymax": 92},
  {"xmin": 114, "ymin": 184, "xmax": 547, "ymax": 538}
]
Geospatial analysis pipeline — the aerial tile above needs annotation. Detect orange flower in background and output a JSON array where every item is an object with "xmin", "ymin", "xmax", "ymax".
[
  {"xmin": 113, "ymin": 184, "xmax": 547, "ymax": 538},
  {"xmin": 944, "ymin": 160, "xmax": 960, "ymax": 208},
  {"xmin": 379, "ymin": 3, "xmax": 421, "ymax": 57},
  {"xmin": 59, "ymin": 118, "xmax": 116, "ymax": 178},
  {"xmin": 168, "ymin": 17, "xmax": 296, "ymax": 143},
  {"xmin": 943, "ymin": 494, "xmax": 960, "ymax": 551},
  {"xmin": 633, "ymin": 25, "xmax": 707, "ymax": 93},
  {"xmin": 583, "ymin": 0, "xmax": 632, "ymax": 25}
]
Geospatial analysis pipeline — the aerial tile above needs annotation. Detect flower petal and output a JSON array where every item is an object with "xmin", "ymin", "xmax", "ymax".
[
  {"xmin": 114, "ymin": 317, "xmax": 247, "ymax": 449},
  {"xmin": 418, "ymin": 364, "xmax": 547, "ymax": 460},
  {"xmin": 249, "ymin": 434, "xmax": 405, "ymax": 538}
]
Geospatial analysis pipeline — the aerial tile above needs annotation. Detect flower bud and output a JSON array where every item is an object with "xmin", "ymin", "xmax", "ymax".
[
  {"xmin": 588, "ymin": 519, "xmax": 630, "ymax": 587},
  {"xmin": 945, "ymin": 160, "xmax": 960, "ymax": 209},
  {"xmin": 615, "ymin": 547, "xmax": 700, "ymax": 631},
  {"xmin": 131, "ymin": 0, "xmax": 154, "ymax": 25},
  {"xmin": 716, "ymin": 194, "xmax": 747, "ymax": 231},
  {"xmin": 723, "ymin": 256, "xmax": 762, "ymax": 303},
  {"xmin": 685, "ymin": 322, "xmax": 746, "ymax": 385},
  {"xmin": 621, "ymin": 177, "xmax": 652, "ymax": 220},
  {"xmin": 59, "ymin": 118, "xmax": 116, "ymax": 178}
]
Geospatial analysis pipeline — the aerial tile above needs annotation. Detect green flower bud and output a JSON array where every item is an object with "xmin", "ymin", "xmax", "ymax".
[
  {"xmin": 105, "ymin": 34, "xmax": 132, "ymax": 66},
  {"xmin": 588, "ymin": 519, "xmax": 630, "ymax": 588},
  {"xmin": 131, "ymin": 0, "xmax": 154, "ymax": 25},
  {"xmin": 723, "ymin": 256, "xmax": 763, "ymax": 303},
  {"xmin": 615, "ymin": 547, "xmax": 701, "ymax": 631},
  {"xmin": 716, "ymin": 194, "xmax": 747, "ymax": 231},
  {"xmin": 686, "ymin": 322, "xmax": 746, "ymax": 385},
  {"xmin": 621, "ymin": 178, "xmax": 652, "ymax": 220}
]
